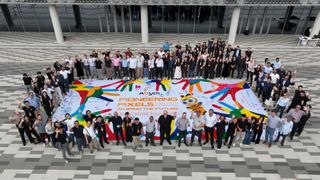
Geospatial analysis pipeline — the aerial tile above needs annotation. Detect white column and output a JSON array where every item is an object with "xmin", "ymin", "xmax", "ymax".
[
  {"xmin": 228, "ymin": 7, "xmax": 241, "ymax": 45},
  {"xmin": 310, "ymin": 10, "xmax": 320, "ymax": 38},
  {"xmin": 49, "ymin": 5, "xmax": 63, "ymax": 43},
  {"xmin": 140, "ymin": 5, "xmax": 148, "ymax": 44}
]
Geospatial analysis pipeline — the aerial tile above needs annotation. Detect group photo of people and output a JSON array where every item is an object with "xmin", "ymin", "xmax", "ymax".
[{"xmin": 11, "ymin": 37, "xmax": 312, "ymax": 164}]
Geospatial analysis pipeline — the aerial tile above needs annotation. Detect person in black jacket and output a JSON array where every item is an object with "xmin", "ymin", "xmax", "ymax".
[
  {"xmin": 19, "ymin": 115, "xmax": 42, "ymax": 144},
  {"xmin": 296, "ymin": 105, "xmax": 311, "ymax": 136},
  {"xmin": 95, "ymin": 116, "xmax": 109, "ymax": 148},
  {"xmin": 72, "ymin": 121, "xmax": 85, "ymax": 154},
  {"xmin": 108, "ymin": 111, "xmax": 126, "ymax": 146},
  {"xmin": 224, "ymin": 118, "xmax": 237, "ymax": 149},
  {"xmin": 214, "ymin": 115, "xmax": 228, "ymax": 149},
  {"xmin": 251, "ymin": 116, "xmax": 264, "ymax": 144},
  {"xmin": 236, "ymin": 56, "xmax": 246, "ymax": 79},
  {"xmin": 123, "ymin": 112, "xmax": 133, "ymax": 143},
  {"xmin": 55, "ymin": 126, "xmax": 74, "ymax": 163},
  {"xmin": 157, "ymin": 110, "xmax": 176, "ymax": 145}
]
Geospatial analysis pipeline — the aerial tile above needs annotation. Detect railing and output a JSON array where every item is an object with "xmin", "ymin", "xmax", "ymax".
[{"xmin": 0, "ymin": 0, "xmax": 319, "ymax": 6}]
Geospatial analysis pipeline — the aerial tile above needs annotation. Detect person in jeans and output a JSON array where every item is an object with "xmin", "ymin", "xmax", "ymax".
[
  {"xmin": 72, "ymin": 121, "xmax": 85, "ymax": 155},
  {"xmin": 264, "ymin": 110, "xmax": 281, "ymax": 148},
  {"xmin": 275, "ymin": 93, "xmax": 289, "ymax": 118},
  {"xmin": 121, "ymin": 56, "xmax": 129, "ymax": 79},
  {"xmin": 144, "ymin": 116, "xmax": 156, "ymax": 147},
  {"xmin": 175, "ymin": 112, "xmax": 190, "ymax": 147},
  {"xmin": 203, "ymin": 109, "xmax": 217, "ymax": 149},
  {"xmin": 242, "ymin": 117, "xmax": 255, "ymax": 145},
  {"xmin": 131, "ymin": 117, "xmax": 143, "ymax": 151},
  {"xmin": 224, "ymin": 118, "xmax": 237, "ymax": 149},
  {"xmin": 190, "ymin": 110, "xmax": 205, "ymax": 146},
  {"xmin": 55, "ymin": 127, "xmax": 74, "ymax": 163},
  {"xmin": 83, "ymin": 120, "xmax": 100, "ymax": 153},
  {"xmin": 274, "ymin": 118, "xmax": 293, "ymax": 146}
]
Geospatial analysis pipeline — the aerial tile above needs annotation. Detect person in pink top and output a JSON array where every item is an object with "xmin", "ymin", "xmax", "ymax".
[{"xmin": 112, "ymin": 54, "xmax": 121, "ymax": 79}]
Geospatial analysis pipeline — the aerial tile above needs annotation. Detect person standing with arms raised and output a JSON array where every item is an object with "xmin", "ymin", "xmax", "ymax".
[{"xmin": 157, "ymin": 110, "xmax": 177, "ymax": 146}]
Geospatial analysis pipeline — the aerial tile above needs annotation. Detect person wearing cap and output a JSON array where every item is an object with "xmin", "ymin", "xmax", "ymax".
[
  {"xmin": 130, "ymin": 117, "xmax": 143, "ymax": 151},
  {"xmin": 190, "ymin": 110, "xmax": 205, "ymax": 146},
  {"xmin": 264, "ymin": 110, "xmax": 282, "ymax": 148},
  {"xmin": 203, "ymin": 109, "xmax": 217, "ymax": 149}
]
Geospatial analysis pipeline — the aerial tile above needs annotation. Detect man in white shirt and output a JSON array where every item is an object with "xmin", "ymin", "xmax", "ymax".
[
  {"xmin": 136, "ymin": 53, "xmax": 144, "ymax": 79},
  {"xmin": 63, "ymin": 113, "xmax": 76, "ymax": 149},
  {"xmin": 274, "ymin": 117, "xmax": 293, "ymax": 146},
  {"xmin": 88, "ymin": 55, "xmax": 96, "ymax": 79},
  {"xmin": 83, "ymin": 120, "xmax": 100, "ymax": 153},
  {"xmin": 272, "ymin": 57, "xmax": 282, "ymax": 71},
  {"xmin": 203, "ymin": 109, "xmax": 217, "ymax": 149},
  {"xmin": 128, "ymin": 57, "xmax": 137, "ymax": 80},
  {"xmin": 155, "ymin": 56, "xmax": 164, "ymax": 79},
  {"xmin": 270, "ymin": 69, "xmax": 280, "ymax": 85},
  {"xmin": 82, "ymin": 54, "xmax": 91, "ymax": 78},
  {"xmin": 59, "ymin": 66, "xmax": 71, "ymax": 91},
  {"xmin": 148, "ymin": 56, "xmax": 155, "ymax": 79},
  {"xmin": 275, "ymin": 93, "xmax": 289, "ymax": 118}
]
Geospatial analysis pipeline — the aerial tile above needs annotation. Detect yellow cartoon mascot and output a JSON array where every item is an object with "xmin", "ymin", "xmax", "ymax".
[{"xmin": 181, "ymin": 93, "xmax": 206, "ymax": 115}]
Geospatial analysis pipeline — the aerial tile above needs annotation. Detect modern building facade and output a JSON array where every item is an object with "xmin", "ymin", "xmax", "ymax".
[{"xmin": 1, "ymin": 0, "xmax": 320, "ymax": 44}]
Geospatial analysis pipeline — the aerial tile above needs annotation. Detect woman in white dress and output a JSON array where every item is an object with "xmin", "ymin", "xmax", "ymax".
[{"xmin": 174, "ymin": 57, "xmax": 182, "ymax": 79}]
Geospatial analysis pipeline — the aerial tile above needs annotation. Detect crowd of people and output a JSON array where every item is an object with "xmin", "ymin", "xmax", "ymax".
[{"xmin": 11, "ymin": 37, "xmax": 312, "ymax": 164}]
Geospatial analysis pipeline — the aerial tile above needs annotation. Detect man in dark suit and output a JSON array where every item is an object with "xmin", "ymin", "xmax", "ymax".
[
  {"xmin": 278, "ymin": 75, "xmax": 292, "ymax": 92},
  {"xmin": 232, "ymin": 45, "xmax": 241, "ymax": 60},
  {"xmin": 108, "ymin": 111, "xmax": 127, "ymax": 146},
  {"xmin": 157, "ymin": 110, "xmax": 177, "ymax": 145}
]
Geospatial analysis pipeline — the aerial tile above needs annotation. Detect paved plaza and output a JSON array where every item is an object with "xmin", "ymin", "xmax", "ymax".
[{"xmin": 0, "ymin": 33, "xmax": 319, "ymax": 180}]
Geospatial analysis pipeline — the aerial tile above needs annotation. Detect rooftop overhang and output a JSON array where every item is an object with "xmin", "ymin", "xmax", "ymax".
[{"xmin": 0, "ymin": 0, "xmax": 319, "ymax": 6}]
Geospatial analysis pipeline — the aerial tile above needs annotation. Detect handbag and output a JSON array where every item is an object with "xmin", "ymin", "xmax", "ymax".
[{"xmin": 84, "ymin": 128, "xmax": 92, "ymax": 143}]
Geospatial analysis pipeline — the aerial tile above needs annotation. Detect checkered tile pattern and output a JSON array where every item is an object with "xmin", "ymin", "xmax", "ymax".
[{"xmin": 0, "ymin": 33, "xmax": 320, "ymax": 179}]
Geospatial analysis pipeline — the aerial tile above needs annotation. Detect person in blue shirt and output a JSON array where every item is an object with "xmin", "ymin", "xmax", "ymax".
[{"xmin": 162, "ymin": 41, "xmax": 172, "ymax": 52}]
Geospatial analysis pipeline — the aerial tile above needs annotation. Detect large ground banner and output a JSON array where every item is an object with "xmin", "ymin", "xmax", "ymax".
[{"xmin": 53, "ymin": 79, "xmax": 267, "ymax": 140}]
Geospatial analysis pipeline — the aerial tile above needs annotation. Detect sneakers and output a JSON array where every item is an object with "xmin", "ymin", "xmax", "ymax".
[
  {"xmin": 138, "ymin": 144, "xmax": 143, "ymax": 148},
  {"xmin": 65, "ymin": 160, "xmax": 69, "ymax": 164},
  {"xmin": 203, "ymin": 141, "xmax": 208, "ymax": 145}
]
